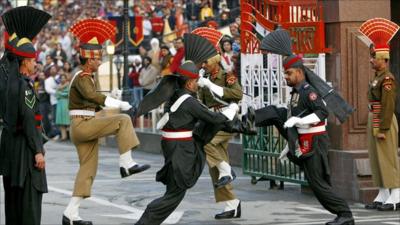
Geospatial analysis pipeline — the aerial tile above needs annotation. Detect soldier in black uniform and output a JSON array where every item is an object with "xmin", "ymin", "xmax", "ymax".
[
  {"xmin": 249, "ymin": 28, "xmax": 355, "ymax": 225},
  {"xmin": 257, "ymin": 59, "xmax": 355, "ymax": 225},
  {"xmin": 0, "ymin": 6, "xmax": 51, "ymax": 225},
  {"xmin": 135, "ymin": 34, "xmax": 240, "ymax": 225}
]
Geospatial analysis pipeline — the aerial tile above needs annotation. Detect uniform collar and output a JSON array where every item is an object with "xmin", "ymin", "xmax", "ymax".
[
  {"xmin": 178, "ymin": 88, "xmax": 195, "ymax": 97},
  {"xmin": 375, "ymin": 68, "xmax": 389, "ymax": 78},
  {"xmin": 293, "ymin": 80, "xmax": 307, "ymax": 92}
]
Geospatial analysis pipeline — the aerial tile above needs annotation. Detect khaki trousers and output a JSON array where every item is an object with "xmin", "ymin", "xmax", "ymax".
[
  {"xmin": 204, "ymin": 131, "xmax": 236, "ymax": 202},
  {"xmin": 367, "ymin": 113, "xmax": 400, "ymax": 188},
  {"xmin": 70, "ymin": 114, "xmax": 140, "ymax": 197}
]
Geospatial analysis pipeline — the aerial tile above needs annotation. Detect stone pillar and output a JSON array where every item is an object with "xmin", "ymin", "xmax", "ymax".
[{"xmin": 319, "ymin": 0, "xmax": 391, "ymax": 202}]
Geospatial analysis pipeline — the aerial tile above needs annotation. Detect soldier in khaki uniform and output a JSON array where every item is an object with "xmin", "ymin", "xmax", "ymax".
[
  {"xmin": 360, "ymin": 18, "xmax": 400, "ymax": 211},
  {"xmin": 62, "ymin": 19, "xmax": 150, "ymax": 225},
  {"xmin": 198, "ymin": 54, "xmax": 243, "ymax": 219}
]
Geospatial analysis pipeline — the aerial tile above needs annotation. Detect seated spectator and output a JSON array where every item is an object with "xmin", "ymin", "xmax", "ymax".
[
  {"xmin": 229, "ymin": 23, "xmax": 240, "ymax": 37},
  {"xmin": 169, "ymin": 37, "xmax": 185, "ymax": 73},
  {"xmin": 220, "ymin": 37, "xmax": 235, "ymax": 73},
  {"xmin": 160, "ymin": 45, "xmax": 173, "ymax": 76},
  {"xmin": 200, "ymin": 1, "xmax": 214, "ymax": 21},
  {"xmin": 220, "ymin": 10, "xmax": 231, "ymax": 27},
  {"xmin": 150, "ymin": 11, "xmax": 164, "ymax": 39},
  {"xmin": 51, "ymin": 42, "xmax": 67, "ymax": 67},
  {"xmin": 148, "ymin": 38, "xmax": 161, "ymax": 71},
  {"xmin": 139, "ymin": 56, "xmax": 159, "ymax": 96}
]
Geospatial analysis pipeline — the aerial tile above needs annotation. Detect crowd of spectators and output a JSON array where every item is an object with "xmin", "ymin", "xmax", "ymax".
[{"xmin": 0, "ymin": 0, "xmax": 242, "ymax": 138}]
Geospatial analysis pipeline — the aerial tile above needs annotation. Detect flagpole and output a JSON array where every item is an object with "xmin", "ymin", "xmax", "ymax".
[{"xmin": 122, "ymin": 0, "xmax": 130, "ymax": 102}]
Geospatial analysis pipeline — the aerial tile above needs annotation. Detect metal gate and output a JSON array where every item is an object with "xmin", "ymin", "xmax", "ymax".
[{"xmin": 240, "ymin": 53, "xmax": 326, "ymax": 185}]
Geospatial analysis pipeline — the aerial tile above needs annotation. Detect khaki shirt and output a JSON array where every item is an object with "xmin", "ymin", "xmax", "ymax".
[
  {"xmin": 368, "ymin": 69, "xmax": 397, "ymax": 131},
  {"xmin": 69, "ymin": 72, "xmax": 106, "ymax": 111},
  {"xmin": 198, "ymin": 69, "xmax": 243, "ymax": 108}
]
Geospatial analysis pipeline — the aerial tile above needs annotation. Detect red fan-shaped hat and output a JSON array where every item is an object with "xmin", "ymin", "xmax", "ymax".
[
  {"xmin": 359, "ymin": 18, "xmax": 399, "ymax": 58},
  {"xmin": 191, "ymin": 27, "xmax": 223, "ymax": 52},
  {"xmin": 69, "ymin": 19, "xmax": 116, "ymax": 59}
]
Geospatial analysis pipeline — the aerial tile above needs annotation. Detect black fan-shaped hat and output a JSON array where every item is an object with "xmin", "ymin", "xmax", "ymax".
[
  {"xmin": 184, "ymin": 33, "xmax": 218, "ymax": 65},
  {"xmin": 2, "ymin": 6, "xmax": 51, "ymax": 58},
  {"xmin": 260, "ymin": 27, "xmax": 293, "ymax": 56},
  {"xmin": 1, "ymin": 6, "xmax": 51, "ymax": 41}
]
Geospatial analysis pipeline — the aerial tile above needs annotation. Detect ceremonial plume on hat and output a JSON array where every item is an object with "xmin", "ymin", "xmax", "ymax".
[
  {"xmin": 260, "ymin": 27, "xmax": 293, "ymax": 56},
  {"xmin": 192, "ymin": 27, "xmax": 224, "ymax": 51},
  {"xmin": 359, "ymin": 18, "xmax": 399, "ymax": 59},
  {"xmin": 260, "ymin": 27, "xmax": 303, "ymax": 70},
  {"xmin": 176, "ymin": 33, "xmax": 218, "ymax": 79},
  {"xmin": 69, "ymin": 19, "xmax": 116, "ymax": 59},
  {"xmin": 1, "ymin": 6, "xmax": 51, "ymax": 58}
]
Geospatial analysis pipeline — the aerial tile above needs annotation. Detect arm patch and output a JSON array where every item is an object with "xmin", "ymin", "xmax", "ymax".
[
  {"xmin": 309, "ymin": 92, "xmax": 317, "ymax": 101},
  {"xmin": 382, "ymin": 76, "xmax": 393, "ymax": 91},
  {"xmin": 226, "ymin": 73, "xmax": 237, "ymax": 85}
]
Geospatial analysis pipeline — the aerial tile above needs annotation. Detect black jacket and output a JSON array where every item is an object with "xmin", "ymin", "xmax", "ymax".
[
  {"xmin": 156, "ymin": 89, "xmax": 227, "ymax": 189},
  {"xmin": 0, "ymin": 74, "xmax": 47, "ymax": 193}
]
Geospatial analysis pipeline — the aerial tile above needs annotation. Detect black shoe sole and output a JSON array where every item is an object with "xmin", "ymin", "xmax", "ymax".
[{"xmin": 120, "ymin": 164, "xmax": 151, "ymax": 178}]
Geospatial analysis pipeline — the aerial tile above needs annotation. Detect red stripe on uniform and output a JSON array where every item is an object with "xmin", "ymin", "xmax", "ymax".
[{"xmin": 35, "ymin": 115, "xmax": 43, "ymax": 121}]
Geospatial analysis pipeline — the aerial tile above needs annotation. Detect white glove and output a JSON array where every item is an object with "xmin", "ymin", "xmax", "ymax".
[
  {"xmin": 105, "ymin": 96, "xmax": 132, "ymax": 110},
  {"xmin": 284, "ymin": 116, "xmax": 302, "ymax": 128},
  {"xmin": 197, "ymin": 77, "xmax": 210, "ymax": 88},
  {"xmin": 197, "ymin": 77, "xmax": 224, "ymax": 97},
  {"xmin": 297, "ymin": 113, "xmax": 321, "ymax": 126},
  {"xmin": 105, "ymin": 96, "xmax": 122, "ymax": 108},
  {"xmin": 278, "ymin": 144, "xmax": 289, "ymax": 162},
  {"xmin": 120, "ymin": 101, "xmax": 132, "ymax": 111},
  {"xmin": 221, "ymin": 103, "xmax": 239, "ymax": 121}
]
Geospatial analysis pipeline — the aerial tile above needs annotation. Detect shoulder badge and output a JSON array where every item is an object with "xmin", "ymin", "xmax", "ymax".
[
  {"xmin": 226, "ymin": 73, "xmax": 237, "ymax": 85},
  {"xmin": 383, "ymin": 76, "xmax": 393, "ymax": 91},
  {"xmin": 303, "ymin": 83, "xmax": 310, "ymax": 89},
  {"xmin": 309, "ymin": 92, "xmax": 317, "ymax": 101}
]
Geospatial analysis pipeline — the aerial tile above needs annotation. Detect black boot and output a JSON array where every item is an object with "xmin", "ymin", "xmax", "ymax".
[
  {"xmin": 120, "ymin": 164, "xmax": 151, "ymax": 178},
  {"xmin": 377, "ymin": 202, "xmax": 400, "ymax": 211},
  {"xmin": 325, "ymin": 214, "xmax": 354, "ymax": 225},
  {"xmin": 223, "ymin": 107, "xmax": 256, "ymax": 135},
  {"xmin": 214, "ymin": 169, "xmax": 236, "ymax": 189},
  {"xmin": 62, "ymin": 215, "xmax": 93, "ymax": 225},
  {"xmin": 365, "ymin": 201, "xmax": 382, "ymax": 209},
  {"xmin": 215, "ymin": 201, "xmax": 241, "ymax": 219}
]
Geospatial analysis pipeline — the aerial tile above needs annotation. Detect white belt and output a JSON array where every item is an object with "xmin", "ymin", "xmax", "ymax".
[
  {"xmin": 297, "ymin": 125, "xmax": 326, "ymax": 134},
  {"xmin": 161, "ymin": 130, "xmax": 193, "ymax": 139},
  {"xmin": 69, "ymin": 110, "xmax": 95, "ymax": 117}
]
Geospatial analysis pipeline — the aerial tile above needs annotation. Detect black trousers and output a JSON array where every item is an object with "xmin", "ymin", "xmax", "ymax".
[
  {"xmin": 3, "ymin": 174, "xmax": 43, "ymax": 225},
  {"xmin": 135, "ymin": 166, "xmax": 187, "ymax": 225},
  {"xmin": 303, "ymin": 147, "xmax": 352, "ymax": 216}
]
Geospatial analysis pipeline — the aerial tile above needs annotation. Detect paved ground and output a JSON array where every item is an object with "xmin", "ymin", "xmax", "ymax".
[{"xmin": 0, "ymin": 140, "xmax": 399, "ymax": 225}]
